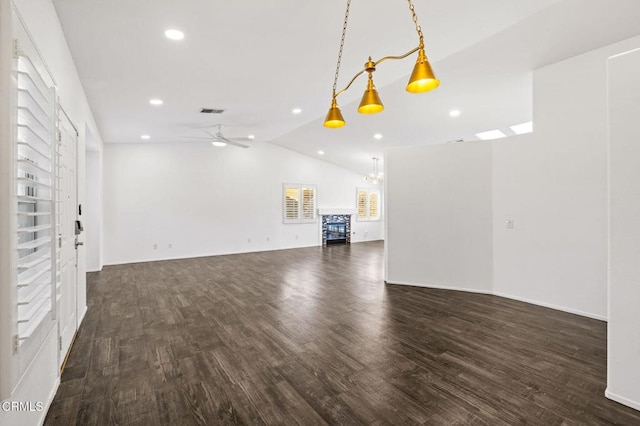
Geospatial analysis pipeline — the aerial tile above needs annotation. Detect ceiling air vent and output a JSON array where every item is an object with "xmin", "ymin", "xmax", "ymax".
[{"xmin": 200, "ymin": 108, "xmax": 225, "ymax": 114}]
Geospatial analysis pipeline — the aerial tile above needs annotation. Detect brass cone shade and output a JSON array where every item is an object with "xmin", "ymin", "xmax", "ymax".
[
  {"xmin": 323, "ymin": 99, "xmax": 346, "ymax": 128},
  {"xmin": 358, "ymin": 77, "xmax": 384, "ymax": 114},
  {"xmin": 406, "ymin": 48, "xmax": 440, "ymax": 93}
]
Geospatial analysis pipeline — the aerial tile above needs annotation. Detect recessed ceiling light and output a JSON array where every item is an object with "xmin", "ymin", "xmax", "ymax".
[
  {"xmin": 211, "ymin": 141, "xmax": 227, "ymax": 147},
  {"xmin": 475, "ymin": 129, "xmax": 507, "ymax": 140},
  {"xmin": 149, "ymin": 99, "xmax": 163, "ymax": 106},
  {"xmin": 510, "ymin": 121, "xmax": 533, "ymax": 135},
  {"xmin": 164, "ymin": 29, "xmax": 185, "ymax": 41},
  {"xmin": 374, "ymin": 133, "xmax": 383, "ymax": 140},
  {"xmin": 292, "ymin": 108, "xmax": 302, "ymax": 114},
  {"xmin": 247, "ymin": 134, "xmax": 255, "ymax": 140},
  {"xmin": 140, "ymin": 135, "xmax": 150, "ymax": 140},
  {"xmin": 318, "ymin": 150, "xmax": 325, "ymax": 155},
  {"xmin": 449, "ymin": 109, "xmax": 461, "ymax": 117}
]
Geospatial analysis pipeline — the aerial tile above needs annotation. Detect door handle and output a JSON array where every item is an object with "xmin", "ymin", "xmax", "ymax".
[{"xmin": 75, "ymin": 240, "xmax": 84, "ymax": 249}]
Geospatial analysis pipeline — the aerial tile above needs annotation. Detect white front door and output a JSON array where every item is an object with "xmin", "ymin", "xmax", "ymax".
[{"xmin": 57, "ymin": 110, "xmax": 78, "ymax": 369}]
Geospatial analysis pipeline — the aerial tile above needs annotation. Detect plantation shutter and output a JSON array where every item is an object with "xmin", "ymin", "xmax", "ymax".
[
  {"xmin": 356, "ymin": 188, "xmax": 381, "ymax": 221},
  {"xmin": 283, "ymin": 184, "xmax": 317, "ymax": 223},
  {"xmin": 15, "ymin": 52, "xmax": 56, "ymax": 345},
  {"xmin": 284, "ymin": 187, "xmax": 300, "ymax": 220},
  {"xmin": 357, "ymin": 190, "xmax": 367, "ymax": 219},
  {"xmin": 369, "ymin": 192, "xmax": 378, "ymax": 219},
  {"xmin": 301, "ymin": 187, "xmax": 315, "ymax": 220}
]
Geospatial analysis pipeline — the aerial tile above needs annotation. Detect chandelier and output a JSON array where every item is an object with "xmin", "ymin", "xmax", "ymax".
[
  {"xmin": 324, "ymin": 0, "xmax": 440, "ymax": 128},
  {"xmin": 364, "ymin": 157, "xmax": 383, "ymax": 184}
]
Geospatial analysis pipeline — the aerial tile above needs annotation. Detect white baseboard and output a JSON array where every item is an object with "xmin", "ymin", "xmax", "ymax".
[
  {"xmin": 39, "ymin": 377, "xmax": 61, "ymax": 426},
  {"xmin": 385, "ymin": 280, "xmax": 493, "ymax": 295},
  {"xmin": 86, "ymin": 268, "xmax": 102, "ymax": 273},
  {"xmin": 351, "ymin": 238, "xmax": 384, "ymax": 244},
  {"xmin": 103, "ymin": 244, "xmax": 321, "ymax": 267},
  {"xmin": 606, "ymin": 388, "xmax": 640, "ymax": 412},
  {"xmin": 104, "ymin": 241, "xmax": 384, "ymax": 267},
  {"xmin": 493, "ymin": 291, "xmax": 607, "ymax": 322},
  {"xmin": 78, "ymin": 305, "xmax": 88, "ymax": 326},
  {"xmin": 384, "ymin": 281, "xmax": 606, "ymax": 322}
]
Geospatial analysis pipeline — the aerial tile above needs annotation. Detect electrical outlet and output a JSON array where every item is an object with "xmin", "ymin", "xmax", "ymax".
[
  {"xmin": 266, "ymin": 237, "xmax": 270, "ymax": 242},
  {"xmin": 153, "ymin": 243, "xmax": 158, "ymax": 249},
  {"xmin": 247, "ymin": 238, "xmax": 251, "ymax": 243},
  {"xmin": 168, "ymin": 243, "xmax": 172, "ymax": 249},
  {"xmin": 506, "ymin": 218, "xmax": 515, "ymax": 229}
]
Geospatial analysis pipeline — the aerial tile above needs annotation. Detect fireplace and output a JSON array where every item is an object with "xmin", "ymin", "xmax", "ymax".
[
  {"xmin": 321, "ymin": 214, "xmax": 351, "ymax": 245},
  {"xmin": 326, "ymin": 222, "xmax": 347, "ymax": 243}
]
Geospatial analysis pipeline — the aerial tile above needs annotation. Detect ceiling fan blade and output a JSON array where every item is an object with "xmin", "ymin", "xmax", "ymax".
[
  {"xmin": 225, "ymin": 140, "xmax": 250, "ymax": 149},
  {"xmin": 184, "ymin": 128, "xmax": 250, "ymax": 148},
  {"xmin": 188, "ymin": 123, "xmax": 222, "ymax": 129},
  {"xmin": 188, "ymin": 123, "xmax": 254, "ymax": 129},
  {"xmin": 218, "ymin": 136, "xmax": 249, "ymax": 149}
]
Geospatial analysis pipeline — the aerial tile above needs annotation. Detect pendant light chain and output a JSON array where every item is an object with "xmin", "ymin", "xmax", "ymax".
[
  {"xmin": 407, "ymin": 0, "xmax": 424, "ymax": 47},
  {"xmin": 332, "ymin": 0, "xmax": 351, "ymax": 97},
  {"xmin": 323, "ymin": 0, "xmax": 439, "ymax": 128}
]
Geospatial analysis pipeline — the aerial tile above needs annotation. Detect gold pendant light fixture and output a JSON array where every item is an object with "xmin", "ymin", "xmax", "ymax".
[
  {"xmin": 357, "ymin": 58, "xmax": 384, "ymax": 114},
  {"xmin": 324, "ymin": 0, "xmax": 440, "ymax": 128}
]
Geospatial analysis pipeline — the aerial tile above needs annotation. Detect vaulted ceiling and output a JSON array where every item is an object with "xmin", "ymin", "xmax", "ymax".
[{"xmin": 52, "ymin": 0, "xmax": 640, "ymax": 175}]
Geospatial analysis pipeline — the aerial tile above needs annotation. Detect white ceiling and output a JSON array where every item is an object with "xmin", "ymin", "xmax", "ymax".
[{"xmin": 52, "ymin": 0, "xmax": 640, "ymax": 175}]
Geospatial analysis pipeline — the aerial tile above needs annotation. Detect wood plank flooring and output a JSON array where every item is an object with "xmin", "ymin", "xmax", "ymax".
[{"xmin": 45, "ymin": 241, "xmax": 640, "ymax": 425}]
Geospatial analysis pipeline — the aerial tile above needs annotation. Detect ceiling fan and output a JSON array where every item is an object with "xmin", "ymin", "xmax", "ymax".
[{"xmin": 182, "ymin": 124, "xmax": 252, "ymax": 148}]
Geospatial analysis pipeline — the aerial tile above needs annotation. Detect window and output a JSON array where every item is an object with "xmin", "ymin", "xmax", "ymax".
[
  {"xmin": 15, "ymin": 47, "xmax": 56, "ymax": 349},
  {"xmin": 357, "ymin": 188, "xmax": 381, "ymax": 221},
  {"xmin": 283, "ymin": 184, "xmax": 317, "ymax": 223}
]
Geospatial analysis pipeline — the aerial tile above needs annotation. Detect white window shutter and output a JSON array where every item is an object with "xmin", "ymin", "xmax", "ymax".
[
  {"xmin": 356, "ymin": 188, "xmax": 381, "ymax": 222},
  {"xmin": 15, "ymin": 53, "xmax": 56, "ymax": 345},
  {"xmin": 283, "ymin": 184, "xmax": 317, "ymax": 223}
]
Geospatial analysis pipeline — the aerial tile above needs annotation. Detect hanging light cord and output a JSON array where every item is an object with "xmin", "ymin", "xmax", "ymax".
[
  {"xmin": 407, "ymin": 0, "xmax": 424, "ymax": 48},
  {"xmin": 332, "ymin": 0, "xmax": 351, "ymax": 99},
  {"xmin": 331, "ymin": 0, "xmax": 427, "ymax": 99},
  {"xmin": 324, "ymin": 0, "xmax": 438, "ymax": 128}
]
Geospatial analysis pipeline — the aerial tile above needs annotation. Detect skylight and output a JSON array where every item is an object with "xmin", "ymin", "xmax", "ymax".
[
  {"xmin": 475, "ymin": 130, "xmax": 507, "ymax": 140},
  {"xmin": 510, "ymin": 121, "xmax": 533, "ymax": 135}
]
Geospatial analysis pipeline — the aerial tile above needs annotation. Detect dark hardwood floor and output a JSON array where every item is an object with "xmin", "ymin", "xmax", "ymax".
[{"xmin": 45, "ymin": 241, "xmax": 640, "ymax": 425}]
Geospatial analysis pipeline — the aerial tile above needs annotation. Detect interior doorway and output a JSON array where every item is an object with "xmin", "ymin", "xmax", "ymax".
[{"xmin": 56, "ymin": 107, "xmax": 79, "ymax": 369}]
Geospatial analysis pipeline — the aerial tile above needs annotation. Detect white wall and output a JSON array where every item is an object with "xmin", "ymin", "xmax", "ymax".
[
  {"xmin": 104, "ymin": 142, "xmax": 383, "ymax": 265},
  {"xmin": 0, "ymin": 0, "xmax": 103, "ymax": 423},
  {"xmin": 85, "ymin": 149, "xmax": 103, "ymax": 272},
  {"xmin": 607, "ymin": 47, "xmax": 640, "ymax": 411},
  {"xmin": 493, "ymin": 35, "xmax": 640, "ymax": 320},
  {"xmin": 385, "ymin": 142, "xmax": 494, "ymax": 292},
  {"xmin": 386, "ymin": 35, "xmax": 640, "ymax": 322}
]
